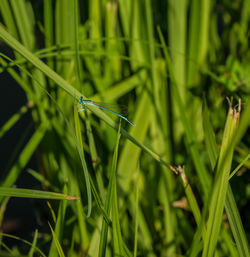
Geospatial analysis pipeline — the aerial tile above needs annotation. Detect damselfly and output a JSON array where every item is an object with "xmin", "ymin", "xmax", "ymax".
[{"xmin": 78, "ymin": 96, "xmax": 136, "ymax": 126}]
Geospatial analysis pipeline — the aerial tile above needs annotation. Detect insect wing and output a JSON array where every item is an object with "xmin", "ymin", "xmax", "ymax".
[{"xmin": 89, "ymin": 101, "xmax": 128, "ymax": 117}]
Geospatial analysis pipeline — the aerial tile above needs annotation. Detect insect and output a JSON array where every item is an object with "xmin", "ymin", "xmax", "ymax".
[{"xmin": 78, "ymin": 96, "xmax": 136, "ymax": 126}]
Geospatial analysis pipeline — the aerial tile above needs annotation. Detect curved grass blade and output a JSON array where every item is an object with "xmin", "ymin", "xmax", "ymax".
[{"xmin": 0, "ymin": 232, "xmax": 46, "ymax": 257}]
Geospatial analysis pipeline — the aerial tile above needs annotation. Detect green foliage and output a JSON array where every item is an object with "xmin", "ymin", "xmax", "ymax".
[{"xmin": 0, "ymin": 0, "xmax": 249, "ymax": 256}]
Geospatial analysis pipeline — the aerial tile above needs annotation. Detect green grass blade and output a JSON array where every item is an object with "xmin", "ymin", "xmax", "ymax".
[
  {"xmin": 179, "ymin": 167, "xmax": 201, "ymax": 225},
  {"xmin": 9, "ymin": 0, "xmax": 34, "ymax": 49},
  {"xmin": 0, "ymin": 103, "xmax": 32, "ymax": 139},
  {"xmin": 111, "ymin": 121, "xmax": 128, "ymax": 256},
  {"xmin": 48, "ymin": 185, "xmax": 68, "ymax": 257},
  {"xmin": 98, "ymin": 121, "xmax": 121, "ymax": 257},
  {"xmin": 202, "ymin": 98, "xmax": 218, "ymax": 168},
  {"xmin": 73, "ymin": 0, "xmax": 81, "ymax": 90},
  {"xmin": 0, "ymin": 123, "xmax": 47, "ymax": 190},
  {"xmin": 203, "ymin": 98, "xmax": 250, "ymax": 257},
  {"xmin": 1, "ymin": 49, "xmax": 93, "ymax": 218},
  {"xmin": 44, "ymin": 0, "xmax": 54, "ymax": 70},
  {"xmin": 48, "ymin": 222, "xmax": 65, "ymax": 257},
  {"xmin": 0, "ymin": 24, "xmax": 77, "ymax": 98},
  {"xmin": 28, "ymin": 229, "xmax": 38, "ymax": 257},
  {"xmin": 202, "ymin": 104, "xmax": 240, "ymax": 257},
  {"xmin": 234, "ymin": 97, "xmax": 250, "ymax": 146},
  {"xmin": 229, "ymin": 153, "xmax": 250, "ymax": 179},
  {"xmin": 118, "ymin": 89, "xmax": 176, "ymax": 197},
  {"xmin": 225, "ymin": 186, "xmax": 250, "ymax": 257},
  {"xmin": 44, "ymin": 0, "xmax": 53, "ymax": 49},
  {"xmin": 0, "ymin": 0, "xmax": 18, "ymax": 37},
  {"xmin": 168, "ymin": 0, "xmax": 187, "ymax": 100},
  {"xmin": 0, "ymin": 187, "xmax": 79, "ymax": 200},
  {"xmin": 158, "ymin": 26, "xmax": 211, "ymax": 195},
  {"xmin": 0, "ymin": 233, "xmax": 46, "ymax": 257},
  {"xmin": 74, "ymin": 184, "xmax": 90, "ymax": 252},
  {"xmin": 133, "ymin": 175, "xmax": 139, "ymax": 257},
  {"xmin": 27, "ymin": 169, "xmax": 59, "ymax": 191},
  {"xmin": 0, "ymin": 55, "xmax": 36, "ymax": 99},
  {"xmin": 91, "ymin": 68, "xmax": 147, "ymax": 103},
  {"xmin": 74, "ymin": 102, "xmax": 92, "ymax": 217}
]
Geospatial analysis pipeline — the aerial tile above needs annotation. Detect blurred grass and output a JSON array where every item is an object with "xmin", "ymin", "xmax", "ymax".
[{"xmin": 0, "ymin": 0, "xmax": 249, "ymax": 256}]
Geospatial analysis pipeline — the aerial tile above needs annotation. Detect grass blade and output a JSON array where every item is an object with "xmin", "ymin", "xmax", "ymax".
[
  {"xmin": 203, "ymin": 98, "xmax": 250, "ymax": 257},
  {"xmin": 28, "ymin": 229, "xmax": 38, "ymax": 257},
  {"xmin": 48, "ymin": 222, "xmax": 65, "ymax": 257},
  {"xmin": 0, "ymin": 102, "xmax": 32, "ymax": 139},
  {"xmin": 0, "ymin": 187, "xmax": 79, "ymax": 200},
  {"xmin": 0, "ymin": 123, "xmax": 47, "ymax": 191},
  {"xmin": 111, "ymin": 121, "xmax": 128, "ymax": 256},
  {"xmin": 202, "ymin": 102, "xmax": 240, "ymax": 257},
  {"xmin": 98, "ymin": 121, "xmax": 122, "ymax": 257}
]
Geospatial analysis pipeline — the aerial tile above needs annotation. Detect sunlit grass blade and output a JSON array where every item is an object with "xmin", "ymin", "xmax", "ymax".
[
  {"xmin": 44, "ymin": 0, "xmax": 53, "ymax": 53},
  {"xmin": 133, "ymin": 171, "xmax": 139, "ymax": 257},
  {"xmin": 0, "ymin": 0, "xmax": 18, "ymax": 37},
  {"xmin": 202, "ymin": 102, "xmax": 240, "ymax": 257},
  {"xmin": 74, "ymin": 101, "xmax": 92, "ymax": 219},
  {"xmin": 73, "ymin": 101, "xmax": 91, "ymax": 251},
  {"xmin": 9, "ymin": 0, "xmax": 35, "ymax": 49},
  {"xmin": 203, "ymin": 98, "xmax": 250, "ymax": 257},
  {"xmin": 98, "ymin": 121, "xmax": 122, "ymax": 257},
  {"xmin": 91, "ymin": 69, "xmax": 147, "ymax": 103},
  {"xmin": 83, "ymin": 107, "xmax": 108, "ymax": 212},
  {"xmin": 111, "ymin": 121, "xmax": 130, "ymax": 256}
]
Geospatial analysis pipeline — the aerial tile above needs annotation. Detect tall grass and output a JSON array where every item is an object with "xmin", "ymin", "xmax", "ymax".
[{"xmin": 0, "ymin": 1, "xmax": 249, "ymax": 256}]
